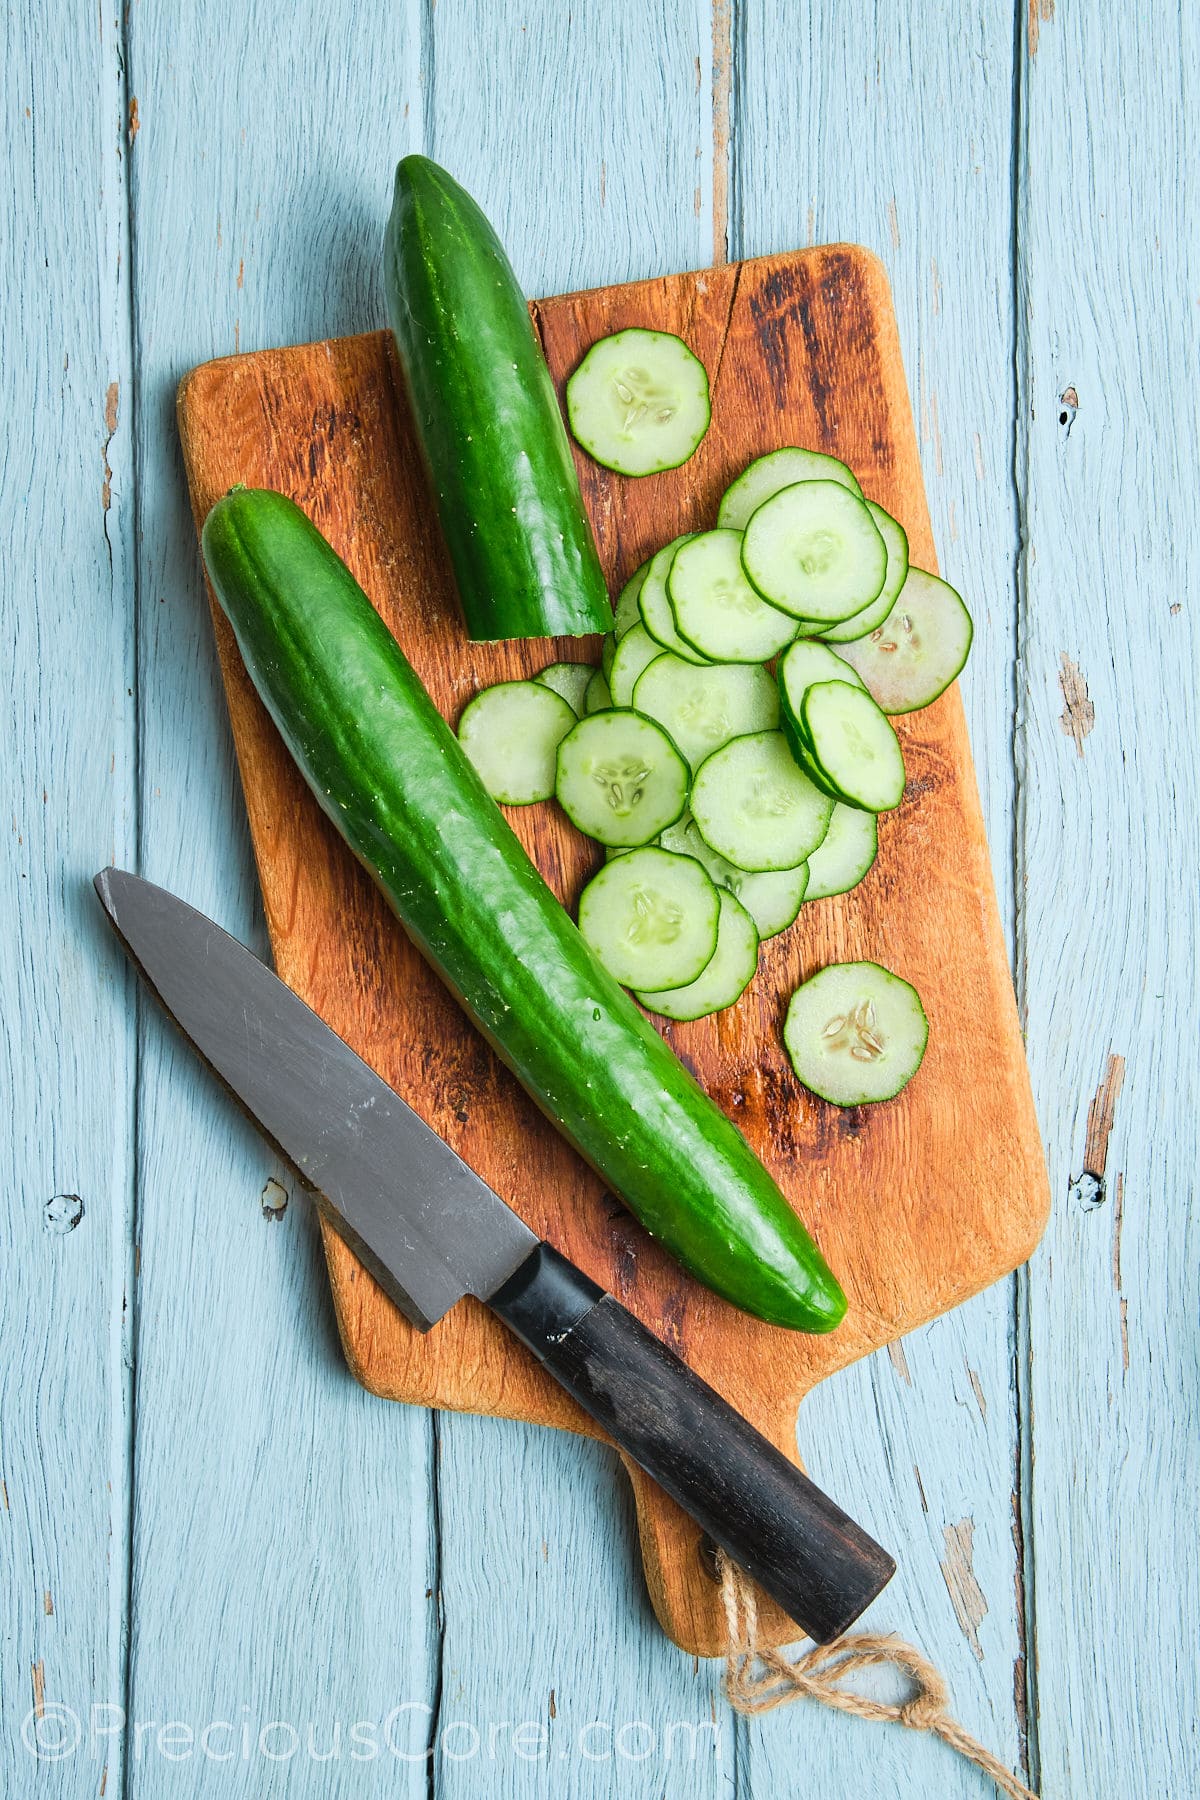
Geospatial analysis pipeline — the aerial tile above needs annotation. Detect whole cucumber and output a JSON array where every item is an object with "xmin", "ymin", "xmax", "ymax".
[
  {"xmin": 384, "ymin": 156, "xmax": 612, "ymax": 641},
  {"xmin": 201, "ymin": 489, "xmax": 847, "ymax": 1332}
]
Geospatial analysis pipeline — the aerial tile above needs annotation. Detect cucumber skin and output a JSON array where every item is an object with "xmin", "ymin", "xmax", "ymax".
[
  {"xmin": 201, "ymin": 489, "xmax": 847, "ymax": 1335},
  {"xmin": 384, "ymin": 157, "xmax": 610, "ymax": 642}
]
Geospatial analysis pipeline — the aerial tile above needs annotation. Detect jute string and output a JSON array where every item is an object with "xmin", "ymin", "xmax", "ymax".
[{"xmin": 717, "ymin": 1551, "xmax": 1038, "ymax": 1799}]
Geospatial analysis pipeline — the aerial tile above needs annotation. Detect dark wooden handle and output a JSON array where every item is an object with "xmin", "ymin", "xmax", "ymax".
[{"xmin": 490, "ymin": 1243, "xmax": 895, "ymax": 1643}]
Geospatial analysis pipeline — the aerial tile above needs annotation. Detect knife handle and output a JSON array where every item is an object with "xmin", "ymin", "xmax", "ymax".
[{"xmin": 489, "ymin": 1242, "xmax": 894, "ymax": 1644}]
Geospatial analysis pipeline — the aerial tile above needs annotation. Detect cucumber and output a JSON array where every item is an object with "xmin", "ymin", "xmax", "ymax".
[
  {"xmin": 718, "ymin": 447, "xmax": 863, "ymax": 531},
  {"xmin": 638, "ymin": 536, "xmax": 709, "ymax": 665},
  {"xmin": 457, "ymin": 681, "xmax": 577, "ymax": 804},
  {"xmin": 578, "ymin": 846, "xmax": 719, "ymax": 989},
  {"xmin": 742, "ymin": 481, "xmax": 887, "ymax": 624},
  {"xmin": 202, "ymin": 487, "xmax": 846, "ymax": 1331},
  {"xmin": 608, "ymin": 623, "xmax": 663, "ymax": 708},
  {"xmin": 555, "ymin": 709, "xmax": 689, "ymax": 847},
  {"xmin": 691, "ymin": 730, "xmax": 833, "ymax": 872},
  {"xmin": 584, "ymin": 669, "xmax": 612, "ymax": 714},
  {"xmin": 601, "ymin": 633, "xmax": 617, "ymax": 681},
  {"xmin": 667, "ymin": 529, "xmax": 798, "ymax": 663},
  {"xmin": 384, "ymin": 157, "xmax": 610, "ymax": 641},
  {"xmin": 536, "ymin": 661, "xmax": 595, "ymax": 716},
  {"xmin": 636, "ymin": 889, "xmax": 759, "ymax": 1021},
  {"xmin": 631, "ymin": 655, "xmax": 779, "ymax": 772},
  {"xmin": 613, "ymin": 562, "xmax": 650, "ymax": 639},
  {"xmin": 567, "ymin": 329, "xmax": 710, "ymax": 476},
  {"xmin": 784, "ymin": 961, "xmax": 928, "ymax": 1106},
  {"xmin": 833, "ymin": 568, "xmax": 974, "ymax": 712},
  {"xmin": 803, "ymin": 803, "xmax": 878, "ymax": 901},
  {"xmin": 678, "ymin": 819, "xmax": 809, "ymax": 939},
  {"xmin": 821, "ymin": 503, "xmax": 910, "ymax": 643},
  {"xmin": 799, "ymin": 681, "xmax": 906, "ymax": 813},
  {"xmin": 778, "ymin": 638, "xmax": 867, "ymax": 733}
]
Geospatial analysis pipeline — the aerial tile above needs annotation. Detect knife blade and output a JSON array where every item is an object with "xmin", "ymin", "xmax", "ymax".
[{"xmin": 95, "ymin": 866, "xmax": 894, "ymax": 1642}]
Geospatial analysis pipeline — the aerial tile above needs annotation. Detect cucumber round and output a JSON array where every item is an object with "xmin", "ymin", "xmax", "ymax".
[
  {"xmin": 556, "ymin": 709, "xmax": 689, "ymax": 847},
  {"xmin": 639, "ymin": 536, "xmax": 709, "ymax": 665},
  {"xmin": 609, "ymin": 623, "xmax": 664, "ymax": 708},
  {"xmin": 613, "ymin": 561, "xmax": 650, "ymax": 639},
  {"xmin": 803, "ymin": 803, "xmax": 878, "ymax": 901},
  {"xmin": 821, "ymin": 503, "xmax": 910, "ymax": 643},
  {"xmin": 536, "ymin": 661, "xmax": 595, "ymax": 716},
  {"xmin": 778, "ymin": 638, "xmax": 867, "ymax": 733},
  {"xmin": 784, "ymin": 961, "xmax": 928, "ymax": 1105},
  {"xmin": 578, "ymin": 847, "xmax": 719, "ymax": 988},
  {"xmin": 631, "ymin": 656, "xmax": 779, "ymax": 772},
  {"xmin": 679, "ymin": 819, "xmax": 809, "ymax": 939},
  {"xmin": 584, "ymin": 669, "xmax": 612, "ymax": 714},
  {"xmin": 742, "ymin": 481, "xmax": 887, "ymax": 624},
  {"xmin": 833, "ymin": 568, "xmax": 974, "ymax": 713},
  {"xmin": 566, "ymin": 329, "xmax": 711, "ymax": 477},
  {"xmin": 457, "ymin": 681, "xmax": 577, "ymax": 804},
  {"xmin": 636, "ymin": 888, "xmax": 759, "ymax": 1021},
  {"xmin": 690, "ymin": 729, "xmax": 833, "ymax": 872},
  {"xmin": 667, "ymin": 528, "xmax": 798, "ymax": 663},
  {"xmin": 718, "ymin": 447, "xmax": 863, "ymax": 531},
  {"xmin": 799, "ymin": 681, "xmax": 906, "ymax": 813},
  {"xmin": 600, "ymin": 633, "xmax": 617, "ymax": 680}
]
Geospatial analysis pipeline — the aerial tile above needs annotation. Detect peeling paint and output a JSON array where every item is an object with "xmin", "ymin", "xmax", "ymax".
[
  {"xmin": 260, "ymin": 1177, "xmax": 289, "ymax": 1221},
  {"xmin": 44, "ymin": 1193, "xmax": 84, "ymax": 1234},
  {"xmin": 939, "ymin": 1517, "xmax": 988, "ymax": 1660},
  {"xmin": 128, "ymin": 96, "xmax": 139, "ymax": 145},
  {"xmin": 31, "ymin": 1658, "xmax": 45, "ymax": 1718},
  {"xmin": 44, "ymin": 1590, "xmax": 54, "ymax": 1615},
  {"xmin": 101, "ymin": 380, "xmax": 119, "ymax": 513},
  {"xmin": 913, "ymin": 1464, "xmax": 929, "ymax": 1513},
  {"xmin": 887, "ymin": 197, "xmax": 900, "ymax": 249},
  {"xmin": 966, "ymin": 1364, "xmax": 987, "ymax": 1421},
  {"xmin": 1027, "ymin": 0, "xmax": 1055, "ymax": 56},
  {"xmin": 1057, "ymin": 653, "xmax": 1094, "ymax": 755},
  {"xmin": 711, "ymin": 0, "xmax": 732, "ymax": 265},
  {"xmin": 887, "ymin": 1338, "xmax": 912, "ymax": 1385},
  {"xmin": 1071, "ymin": 1051, "xmax": 1126, "ymax": 1212}
]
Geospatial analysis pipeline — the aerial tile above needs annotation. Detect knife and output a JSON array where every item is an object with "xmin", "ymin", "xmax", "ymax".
[{"xmin": 94, "ymin": 867, "xmax": 894, "ymax": 1643}]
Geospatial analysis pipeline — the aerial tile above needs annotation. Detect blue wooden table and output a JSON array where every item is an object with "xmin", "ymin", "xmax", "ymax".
[{"xmin": 3, "ymin": 3, "xmax": 1197, "ymax": 1794}]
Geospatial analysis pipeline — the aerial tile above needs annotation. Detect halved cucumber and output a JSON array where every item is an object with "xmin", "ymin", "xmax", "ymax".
[
  {"xmin": 609, "ymin": 624, "xmax": 664, "ymax": 708},
  {"xmin": 833, "ymin": 568, "xmax": 974, "ymax": 712},
  {"xmin": 690, "ymin": 729, "xmax": 833, "ymax": 872},
  {"xmin": 784, "ymin": 960, "xmax": 928, "ymax": 1105},
  {"xmin": 567, "ymin": 329, "xmax": 711, "ymax": 477},
  {"xmin": 613, "ymin": 562, "xmax": 650, "ymax": 639},
  {"xmin": 631, "ymin": 656, "xmax": 778, "ymax": 771},
  {"xmin": 742, "ymin": 481, "xmax": 887, "ymax": 624},
  {"xmin": 536, "ymin": 661, "xmax": 595, "ymax": 717},
  {"xmin": 821, "ymin": 503, "xmax": 910, "ymax": 643},
  {"xmin": 578, "ymin": 847, "xmax": 719, "ymax": 988},
  {"xmin": 556, "ymin": 709, "xmax": 689, "ymax": 847},
  {"xmin": 799, "ymin": 681, "xmax": 906, "ymax": 813},
  {"xmin": 803, "ymin": 803, "xmax": 878, "ymax": 901},
  {"xmin": 667, "ymin": 529, "xmax": 798, "ymax": 663},
  {"xmin": 639, "ymin": 536, "xmax": 709, "ymax": 665},
  {"xmin": 636, "ymin": 888, "xmax": 759, "ymax": 1021},
  {"xmin": 718, "ymin": 447, "xmax": 863, "ymax": 530},
  {"xmin": 584, "ymin": 669, "xmax": 612, "ymax": 714},
  {"xmin": 679, "ymin": 819, "xmax": 809, "ymax": 939},
  {"xmin": 457, "ymin": 680, "xmax": 577, "ymax": 804}
]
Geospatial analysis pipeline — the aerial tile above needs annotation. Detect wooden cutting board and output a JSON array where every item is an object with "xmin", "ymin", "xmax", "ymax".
[{"xmin": 177, "ymin": 246, "xmax": 1049, "ymax": 1658}]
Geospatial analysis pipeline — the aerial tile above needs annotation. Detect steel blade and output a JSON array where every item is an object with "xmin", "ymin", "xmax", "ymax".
[{"xmin": 94, "ymin": 868, "xmax": 537, "ymax": 1329}]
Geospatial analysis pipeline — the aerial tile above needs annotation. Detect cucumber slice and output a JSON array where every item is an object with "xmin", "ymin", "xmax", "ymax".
[
  {"xmin": 566, "ymin": 329, "xmax": 711, "ymax": 477},
  {"xmin": 833, "ymin": 568, "xmax": 974, "ymax": 713},
  {"xmin": 803, "ymin": 803, "xmax": 878, "ymax": 901},
  {"xmin": 784, "ymin": 960, "xmax": 928, "ymax": 1105},
  {"xmin": 690, "ymin": 729, "xmax": 833, "ymax": 872},
  {"xmin": 679, "ymin": 820, "xmax": 809, "ymax": 939},
  {"xmin": 601, "ymin": 633, "xmax": 617, "ymax": 680},
  {"xmin": 457, "ymin": 680, "xmax": 577, "ymax": 804},
  {"xmin": 778, "ymin": 638, "xmax": 866, "ymax": 728},
  {"xmin": 556, "ymin": 709, "xmax": 689, "ymax": 847},
  {"xmin": 655, "ymin": 812, "xmax": 696, "ymax": 856},
  {"xmin": 667, "ymin": 529, "xmax": 799, "ymax": 663},
  {"xmin": 578, "ymin": 847, "xmax": 719, "ymax": 988},
  {"xmin": 821, "ymin": 503, "xmax": 910, "ymax": 643},
  {"xmin": 609, "ymin": 623, "xmax": 664, "ymax": 708},
  {"xmin": 613, "ymin": 562, "xmax": 650, "ymax": 639},
  {"xmin": 536, "ymin": 661, "xmax": 595, "ymax": 716},
  {"xmin": 639, "ymin": 536, "xmax": 709, "ymax": 665},
  {"xmin": 584, "ymin": 669, "xmax": 612, "ymax": 714},
  {"xmin": 636, "ymin": 888, "xmax": 759, "ymax": 1020},
  {"xmin": 631, "ymin": 656, "xmax": 779, "ymax": 772},
  {"xmin": 799, "ymin": 681, "xmax": 906, "ymax": 813},
  {"xmin": 718, "ymin": 447, "xmax": 863, "ymax": 530},
  {"xmin": 742, "ymin": 481, "xmax": 887, "ymax": 624}
]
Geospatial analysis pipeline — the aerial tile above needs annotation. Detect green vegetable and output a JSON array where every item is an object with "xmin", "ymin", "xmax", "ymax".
[
  {"xmin": 200, "ymin": 487, "xmax": 847, "ymax": 1333},
  {"xmin": 384, "ymin": 156, "xmax": 611, "ymax": 641}
]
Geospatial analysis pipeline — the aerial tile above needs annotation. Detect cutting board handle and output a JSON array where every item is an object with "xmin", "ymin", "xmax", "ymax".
[{"xmin": 491, "ymin": 1243, "xmax": 895, "ymax": 1644}]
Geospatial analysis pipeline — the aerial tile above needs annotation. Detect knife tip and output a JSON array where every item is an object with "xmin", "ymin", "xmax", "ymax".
[{"xmin": 93, "ymin": 865, "xmax": 130, "ymax": 922}]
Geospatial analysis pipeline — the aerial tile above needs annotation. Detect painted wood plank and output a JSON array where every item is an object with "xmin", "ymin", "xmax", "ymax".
[
  {"xmin": 420, "ymin": 2, "xmax": 738, "ymax": 1790},
  {"xmin": 734, "ymin": 2, "xmax": 1029, "ymax": 1790},
  {"xmin": 1016, "ymin": 2, "xmax": 1200, "ymax": 1792},
  {"xmin": 118, "ymin": 5, "xmax": 439, "ymax": 1792},
  {"xmin": 0, "ymin": 3, "xmax": 137, "ymax": 1795}
]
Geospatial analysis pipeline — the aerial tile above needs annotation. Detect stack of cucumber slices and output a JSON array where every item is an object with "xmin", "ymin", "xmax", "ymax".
[{"xmin": 457, "ymin": 441, "xmax": 972, "ymax": 1105}]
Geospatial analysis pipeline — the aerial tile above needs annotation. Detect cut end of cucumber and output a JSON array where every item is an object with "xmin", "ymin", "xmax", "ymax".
[
  {"xmin": 457, "ymin": 680, "xmax": 577, "ymax": 804},
  {"xmin": 567, "ymin": 329, "xmax": 711, "ymax": 477},
  {"xmin": 784, "ymin": 961, "xmax": 928, "ymax": 1106}
]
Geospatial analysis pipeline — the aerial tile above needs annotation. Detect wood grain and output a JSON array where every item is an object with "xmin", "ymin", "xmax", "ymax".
[{"xmin": 177, "ymin": 246, "xmax": 1048, "ymax": 1657}]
